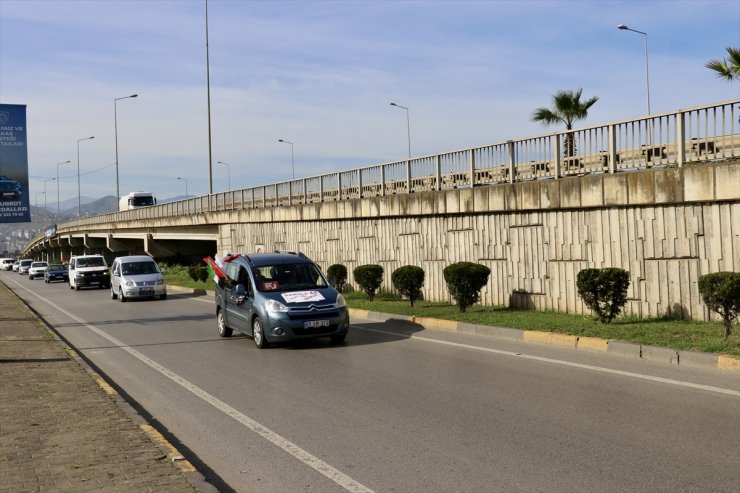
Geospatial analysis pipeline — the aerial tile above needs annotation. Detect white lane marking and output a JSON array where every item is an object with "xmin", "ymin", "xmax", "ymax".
[
  {"xmin": 359, "ymin": 327, "xmax": 740, "ymax": 398},
  {"xmin": 9, "ymin": 279, "xmax": 374, "ymax": 493}
]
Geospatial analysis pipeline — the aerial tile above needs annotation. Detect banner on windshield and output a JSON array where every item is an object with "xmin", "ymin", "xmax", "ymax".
[{"xmin": 0, "ymin": 104, "xmax": 31, "ymax": 223}]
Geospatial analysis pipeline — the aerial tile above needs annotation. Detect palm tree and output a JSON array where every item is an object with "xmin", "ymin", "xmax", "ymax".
[
  {"xmin": 706, "ymin": 47, "xmax": 740, "ymax": 82},
  {"xmin": 532, "ymin": 89, "xmax": 599, "ymax": 157}
]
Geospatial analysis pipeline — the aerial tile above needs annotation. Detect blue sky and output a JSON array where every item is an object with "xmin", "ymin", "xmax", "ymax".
[{"xmin": 1, "ymin": 0, "xmax": 738, "ymax": 204}]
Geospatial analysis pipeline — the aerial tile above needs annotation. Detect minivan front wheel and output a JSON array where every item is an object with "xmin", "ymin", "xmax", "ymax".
[
  {"xmin": 252, "ymin": 317, "xmax": 269, "ymax": 349},
  {"xmin": 217, "ymin": 309, "xmax": 232, "ymax": 337}
]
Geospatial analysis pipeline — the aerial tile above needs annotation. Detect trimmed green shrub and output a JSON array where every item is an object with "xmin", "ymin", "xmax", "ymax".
[
  {"xmin": 188, "ymin": 267, "xmax": 199, "ymax": 282},
  {"xmin": 698, "ymin": 272, "xmax": 740, "ymax": 339},
  {"xmin": 353, "ymin": 264, "xmax": 384, "ymax": 301},
  {"xmin": 576, "ymin": 267, "xmax": 631, "ymax": 323},
  {"xmin": 391, "ymin": 265, "xmax": 425, "ymax": 307},
  {"xmin": 327, "ymin": 264, "xmax": 348, "ymax": 293},
  {"xmin": 443, "ymin": 262, "xmax": 491, "ymax": 312}
]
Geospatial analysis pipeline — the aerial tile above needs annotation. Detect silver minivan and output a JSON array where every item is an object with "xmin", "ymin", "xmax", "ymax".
[{"xmin": 110, "ymin": 255, "xmax": 167, "ymax": 302}]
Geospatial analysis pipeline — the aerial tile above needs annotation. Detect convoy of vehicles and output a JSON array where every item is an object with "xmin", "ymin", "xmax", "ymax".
[
  {"xmin": 119, "ymin": 191, "xmax": 157, "ymax": 211},
  {"xmin": 4, "ymin": 249, "xmax": 346, "ymax": 349},
  {"xmin": 110, "ymin": 255, "xmax": 167, "ymax": 301}
]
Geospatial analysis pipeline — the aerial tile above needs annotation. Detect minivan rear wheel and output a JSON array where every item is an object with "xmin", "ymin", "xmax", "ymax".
[{"xmin": 217, "ymin": 309, "xmax": 232, "ymax": 337}]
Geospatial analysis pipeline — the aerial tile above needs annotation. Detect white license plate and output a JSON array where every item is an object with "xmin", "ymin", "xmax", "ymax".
[{"xmin": 303, "ymin": 319, "xmax": 330, "ymax": 329}]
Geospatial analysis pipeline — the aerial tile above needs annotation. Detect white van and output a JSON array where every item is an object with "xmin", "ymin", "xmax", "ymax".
[
  {"xmin": 110, "ymin": 255, "xmax": 167, "ymax": 302},
  {"xmin": 69, "ymin": 254, "xmax": 110, "ymax": 290},
  {"xmin": 0, "ymin": 258, "xmax": 14, "ymax": 271}
]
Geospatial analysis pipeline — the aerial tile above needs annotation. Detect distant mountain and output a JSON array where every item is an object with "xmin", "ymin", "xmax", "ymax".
[
  {"xmin": 55, "ymin": 196, "xmax": 100, "ymax": 212},
  {"xmin": 77, "ymin": 195, "xmax": 118, "ymax": 216}
]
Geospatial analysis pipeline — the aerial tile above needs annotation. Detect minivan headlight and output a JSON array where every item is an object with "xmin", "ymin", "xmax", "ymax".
[
  {"xmin": 265, "ymin": 299, "xmax": 289, "ymax": 313},
  {"xmin": 156, "ymin": 279, "xmax": 165, "ymax": 285},
  {"xmin": 335, "ymin": 294, "xmax": 347, "ymax": 308}
]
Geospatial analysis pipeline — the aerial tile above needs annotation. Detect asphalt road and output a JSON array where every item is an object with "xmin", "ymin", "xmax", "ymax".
[{"xmin": 4, "ymin": 270, "xmax": 739, "ymax": 493}]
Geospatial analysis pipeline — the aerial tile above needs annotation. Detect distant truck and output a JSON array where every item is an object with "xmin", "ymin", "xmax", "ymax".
[{"xmin": 119, "ymin": 191, "xmax": 157, "ymax": 211}]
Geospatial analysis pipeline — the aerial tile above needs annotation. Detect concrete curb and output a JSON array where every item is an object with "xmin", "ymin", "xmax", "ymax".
[
  {"xmin": 347, "ymin": 308, "xmax": 740, "ymax": 374},
  {"xmin": 165, "ymin": 284, "xmax": 740, "ymax": 374}
]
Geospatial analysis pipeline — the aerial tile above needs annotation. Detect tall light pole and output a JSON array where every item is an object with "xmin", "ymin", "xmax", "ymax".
[
  {"xmin": 205, "ymin": 0, "xmax": 214, "ymax": 194},
  {"xmin": 617, "ymin": 24, "xmax": 651, "ymax": 117},
  {"xmin": 56, "ymin": 160, "xmax": 71, "ymax": 218},
  {"xmin": 43, "ymin": 177, "xmax": 55, "ymax": 217},
  {"xmin": 278, "ymin": 140, "xmax": 295, "ymax": 179},
  {"xmin": 76, "ymin": 136, "xmax": 94, "ymax": 217},
  {"xmin": 177, "ymin": 177, "xmax": 189, "ymax": 198},
  {"xmin": 216, "ymin": 161, "xmax": 231, "ymax": 191},
  {"xmin": 114, "ymin": 93, "xmax": 138, "ymax": 200},
  {"xmin": 390, "ymin": 102, "xmax": 411, "ymax": 161}
]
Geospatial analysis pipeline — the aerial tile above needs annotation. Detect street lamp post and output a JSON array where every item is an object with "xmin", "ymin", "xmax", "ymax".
[
  {"xmin": 390, "ymin": 102, "xmax": 411, "ymax": 161},
  {"xmin": 114, "ymin": 93, "xmax": 138, "ymax": 201},
  {"xmin": 76, "ymin": 136, "xmax": 94, "ymax": 217},
  {"xmin": 278, "ymin": 140, "xmax": 295, "ymax": 179},
  {"xmin": 216, "ymin": 161, "xmax": 232, "ymax": 191},
  {"xmin": 617, "ymin": 24, "xmax": 651, "ymax": 117},
  {"xmin": 43, "ymin": 177, "xmax": 55, "ymax": 226},
  {"xmin": 177, "ymin": 177, "xmax": 189, "ymax": 198},
  {"xmin": 56, "ymin": 160, "xmax": 71, "ymax": 218}
]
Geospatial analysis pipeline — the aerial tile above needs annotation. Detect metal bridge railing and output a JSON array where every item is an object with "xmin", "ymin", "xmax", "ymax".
[{"xmin": 54, "ymin": 99, "xmax": 739, "ymax": 233}]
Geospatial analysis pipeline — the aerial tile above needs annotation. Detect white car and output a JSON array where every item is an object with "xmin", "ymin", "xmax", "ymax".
[
  {"xmin": 110, "ymin": 255, "xmax": 166, "ymax": 301},
  {"xmin": 28, "ymin": 261, "xmax": 49, "ymax": 280},
  {"xmin": 0, "ymin": 258, "xmax": 14, "ymax": 271},
  {"xmin": 18, "ymin": 259, "xmax": 33, "ymax": 275}
]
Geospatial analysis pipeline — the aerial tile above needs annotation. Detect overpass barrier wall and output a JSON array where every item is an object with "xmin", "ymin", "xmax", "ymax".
[{"xmin": 51, "ymin": 99, "xmax": 738, "ymax": 232}]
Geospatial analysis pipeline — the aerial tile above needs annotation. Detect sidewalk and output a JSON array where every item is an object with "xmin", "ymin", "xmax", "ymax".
[{"xmin": 0, "ymin": 281, "xmax": 206, "ymax": 492}]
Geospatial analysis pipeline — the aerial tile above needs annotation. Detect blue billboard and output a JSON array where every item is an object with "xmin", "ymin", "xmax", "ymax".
[{"xmin": 0, "ymin": 104, "xmax": 31, "ymax": 223}]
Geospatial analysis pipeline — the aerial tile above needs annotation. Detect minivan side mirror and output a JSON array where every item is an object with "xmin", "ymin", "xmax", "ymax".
[
  {"xmin": 233, "ymin": 283, "xmax": 247, "ymax": 305},
  {"xmin": 326, "ymin": 275, "xmax": 336, "ymax": 288}
]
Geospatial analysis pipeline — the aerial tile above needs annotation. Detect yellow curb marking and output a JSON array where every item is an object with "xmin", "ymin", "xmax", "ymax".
[
  {"xmin": 577, "ymin": 336, "xmax": 610, "ymax": 352},
  {"xmin": 523, "ymin": 331, "xmax": 578, "ymax": 348},
  {"xmin": 414, "ymin": 316, "xmax": 458, "ymax": 331},
  {"xmin": 718, "ymin": 355, "xmax": 740, "ymax": 371},
  {"xmin": 139, "ymin": 424, "xmax": 196, "ymax": 473}
]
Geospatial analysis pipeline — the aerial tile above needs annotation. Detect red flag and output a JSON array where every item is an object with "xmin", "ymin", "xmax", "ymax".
[{"xmin": 203, "ymin": 257, "xmax": 226, "ymax": 279}]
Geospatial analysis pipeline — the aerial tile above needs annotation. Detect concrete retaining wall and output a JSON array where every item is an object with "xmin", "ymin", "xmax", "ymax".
[{"xmin": 217, "ymin": 162, "xmax": 739, "ymax": 321}]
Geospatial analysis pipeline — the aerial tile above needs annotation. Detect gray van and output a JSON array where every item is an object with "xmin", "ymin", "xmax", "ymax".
[
  {"xmin": 110, "ymin": 255, "xmax": 167, "ymax": 302},
  {"xmin": 215, "ymin": 251, "xmax": 349, "ymax": 348}
]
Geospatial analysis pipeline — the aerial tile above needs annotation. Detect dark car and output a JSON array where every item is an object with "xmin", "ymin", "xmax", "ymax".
[
  {"xmin": 44, "ymin": 264, "xmax": 69, "ymax": 283},
  {"xmin": 0, "ymin": 175, "xmax": 22, "ymax": 200},
  {"xmin": 215, "ymin": 251, "xmax": 349, "ymax": 348}
]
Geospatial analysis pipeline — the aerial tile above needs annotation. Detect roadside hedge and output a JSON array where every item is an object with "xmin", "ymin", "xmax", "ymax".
[
  {"xmin": 443, "ymin": 262, "xmax": 491, "ymax": 312},
  {"xmin": 353, "ymin": 264, "xmax": 384, "ymax": 301},
  {"xmin": 391, "ymin": 265, "xmax": 425, "ymax": 307}
]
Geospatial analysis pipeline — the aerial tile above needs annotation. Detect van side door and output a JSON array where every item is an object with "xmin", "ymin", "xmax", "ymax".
[{"xmin": 223, "ymin": 263, "xmax": 250, "ymax": 333}]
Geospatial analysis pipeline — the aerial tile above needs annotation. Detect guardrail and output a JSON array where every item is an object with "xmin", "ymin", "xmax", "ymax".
[{"xmin": 55, "ymin": 98, "xmax": 740, "ymax": 231}]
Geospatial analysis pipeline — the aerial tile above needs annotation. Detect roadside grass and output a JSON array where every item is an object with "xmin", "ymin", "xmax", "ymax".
[
  {"xmin": 343, "ymin": 291, "xmax": 740, "ymax": 357},
  {"xmin": 163, "ymin": 266, "xmax": 212, "ymax": 291},
  {"xmin": 162, "ymin": 267, "xmax": 739, "ymax": 357}
]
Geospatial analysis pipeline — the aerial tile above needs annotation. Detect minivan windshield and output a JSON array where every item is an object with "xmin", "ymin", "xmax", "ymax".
[
  {"xmin": 253, "ymin": 263, "xmax": 328, "ymax": 292},
  {"xmin": 122, "ymin": 261, "xmax": 159, "ymax": 275},
  {"xmin": 76, "ymin": 257, "xmax": 105, "ymax": 267}
]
